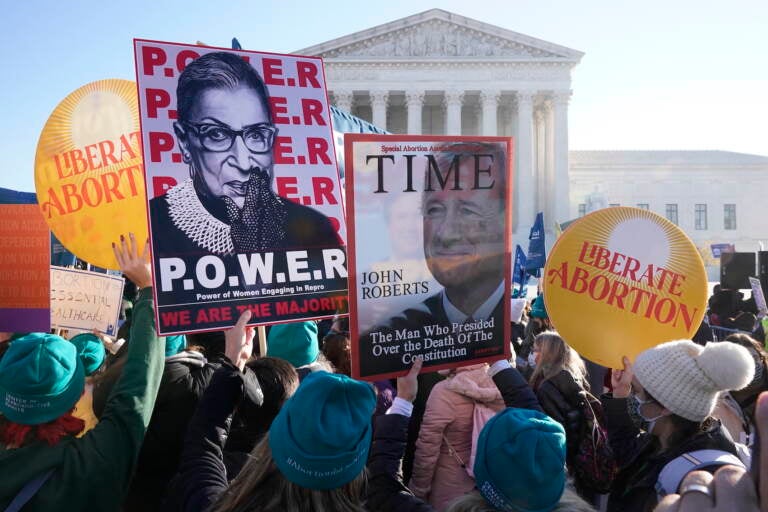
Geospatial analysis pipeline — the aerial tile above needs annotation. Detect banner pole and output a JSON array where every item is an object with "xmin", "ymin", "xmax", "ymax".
[{"xmin": 257, "ymin": 325, "xmax": 267, "ymax": 357}]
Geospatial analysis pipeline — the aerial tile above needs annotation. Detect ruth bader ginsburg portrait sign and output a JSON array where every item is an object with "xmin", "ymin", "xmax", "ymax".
[
  {"xmin": 345, "ymin": 134, "xmax": 513, "ymax": 380},
  {"xmin": 134, "ymin": 40, "xmax": 347, "ymax": 335}
]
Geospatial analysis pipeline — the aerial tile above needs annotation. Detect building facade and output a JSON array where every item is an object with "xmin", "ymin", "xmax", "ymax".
[
  {"xmin": 570, "ymin": 150, "xmax": 768, "ymax": 279},
  {"xmin": 299, "ymin": 10, "xmax": 767, "ymax": 280},
  {"xmin": 298, "ymin": 8, "xmax": 583, "ymax": 243}
]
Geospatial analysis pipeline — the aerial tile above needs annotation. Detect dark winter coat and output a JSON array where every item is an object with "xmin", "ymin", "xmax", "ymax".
[
  {"xmin": 535, "ymin": 370, "xmax": 586, "ymax": 463},
  {"xmin": 0, "ymin": 287, "xmax": 164, "ymax": 512},
  {"xmin": 602, "ymin": 394, "xmax": 739, "ymax": 512},
  {"xmin": 174, "ymin": 361, "xmax": 262, "ymax": 512},
  {"xmin": 105, "ymin": 350, "xmax": 224, "ymax": 512},
  {"xmin": 366, "ymin": 366, "xmax": 542, "ymax": 512}
]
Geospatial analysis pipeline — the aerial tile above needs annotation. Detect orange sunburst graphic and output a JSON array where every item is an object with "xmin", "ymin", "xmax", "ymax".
[
  {"xmin": 34, "ymin": 79, "xmax": 147, "ymax": 270},
  {"xmin": 543, "ymin": 207, "xmax": 707, "ymax": 368}
]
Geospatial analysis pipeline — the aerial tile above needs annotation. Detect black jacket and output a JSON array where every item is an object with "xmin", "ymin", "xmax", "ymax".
[
  {"xmin": 93, "ymin": 350, "xmax": 224, "ymax": 512},
  {"xmin": 535, "ymin": 370, "xmax": 586, "ymax": 462},
  {"xmin": 602, "ymin": 395, "xmax": 738, "ymax": 512},
  {"xmin": 174, "ymin": 361, "xmax": 262, "ymax": 512},
  {"xmin": 366, "ymin": 366, "xmax": 542, "ymax": 512}
]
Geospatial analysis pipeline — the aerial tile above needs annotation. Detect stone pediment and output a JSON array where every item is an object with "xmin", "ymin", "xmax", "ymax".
[{"xmin": 296, "ymin": 9, "xmax": 583, "ymax": 62}]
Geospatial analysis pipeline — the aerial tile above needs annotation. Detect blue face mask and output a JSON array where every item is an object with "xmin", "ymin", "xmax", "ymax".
[{"xmin": 627, "ymin": 393, "xmax": 667, "ymax": 434}]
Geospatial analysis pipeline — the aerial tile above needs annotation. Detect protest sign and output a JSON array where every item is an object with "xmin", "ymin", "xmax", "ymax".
[
  {"xmin": 749, "ymin": 277, "xmax": 767, "ymax": 317},
  {"xmin": 544, "ymin": 207, "xmax": 707, "ymax": 368},
  {"xmin": 346, "ymin": 134, "xmax": 512, "ymax": 380},
  {"xmin": 134, "ymin": 40, "xmax": 347, "ymax": 335},
  {"xmin": 711, "ymin": 243, "xmax": 735, "ymax": 258},
  {"xmin": 0, "ymin": 205, "xmax": 50, "ymax": 332},
  {"xmin": 525, "ymin": 212, "xmax": 546, "ymax": 277},
  {"xmin": 50, "ymin": 267, "xmax": 124, "ymax": 336},
  {"xmin": 512, "ymin": 244, "xmax": 529, "ymax": 297},
  {"xmin": 35, "ymin": 79, "xmax": 148, "ymax": 270}
]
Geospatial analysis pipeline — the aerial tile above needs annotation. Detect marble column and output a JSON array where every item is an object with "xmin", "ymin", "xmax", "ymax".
[
  {"xmin": 534, "ymin": 106, "xmax": 547, "ymax": 221},
  {"xmin": 515, "ymin": 90, "xmax": 535, "ymax": 236},
  {"xmin": 405, "ymin": 90, "xmax": 424, "ymax": 135},
  {"xmin": 480, "ymin": 89, "xmax": 500, "ymax": 136},
  {"xmin": 332, "ymin": 90, "xmax": 354, "ymax": 114},
  {"xmin": 370, "ymin": 90, "xmax": 389, "ymax": 131},
  {"xmin": 444, "ymin": 90, "xmax": 464, "ymax": 135},
  {"xmin": 551, "ymin": 91, "xmax": 571, "ymax": 224}
]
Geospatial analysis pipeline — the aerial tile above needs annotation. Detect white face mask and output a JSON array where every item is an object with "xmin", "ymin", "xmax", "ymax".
[{"xmin": 527, "ymin": 352, "xmax": 537, "ymax": 368}]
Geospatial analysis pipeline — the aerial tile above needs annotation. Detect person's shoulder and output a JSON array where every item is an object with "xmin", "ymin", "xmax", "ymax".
[
  {"xmin": 283, "ymin": 200, "xmax": 333, "ymax": 227},
  {"xmin": 148, "ymin": 193, "xmax": 175, "ymax": 236},
  {"xmin": 376, "ymin": 292, "xmax": 445, "ymax": 330},
  {"xmin": 149, "ymin": 193, "xmax": 170, "ymax": 217},
  {"xmin": 282, "ymin": 200, "xmax": 340, "ymax": 248},
  {"xmin": 545, "ymin": 370, "xmax": 584, "ymax": 396}
]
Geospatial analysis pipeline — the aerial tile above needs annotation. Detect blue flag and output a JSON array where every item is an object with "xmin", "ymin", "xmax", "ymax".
[
  {"xmin": 525, "ymin": 212, "xmax": 546, "ymax": 278},
  {"xmin": 513, "ymin": 245, "xmax": 530, "ymax": 297}
]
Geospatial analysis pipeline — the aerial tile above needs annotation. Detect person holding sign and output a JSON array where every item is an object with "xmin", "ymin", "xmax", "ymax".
[
  {"xmin": 604, "ymin": 340, "xmax": 755, "ymax": 512},
  {"xmin": 150, "ymin": 51, "xmax": 339, "ymax": 256},
  {"xmin": 0, "ymin": 233, "xmax": 164, "ymax": 512},
  {"xmin": 361, "ymin": 142, "xmax": 508, "ymax": 378}
]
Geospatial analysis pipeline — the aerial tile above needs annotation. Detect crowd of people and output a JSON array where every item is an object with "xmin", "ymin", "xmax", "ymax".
[{"xmin": 1, "ymin": 234, "xmax": 768, "ymax": 512}]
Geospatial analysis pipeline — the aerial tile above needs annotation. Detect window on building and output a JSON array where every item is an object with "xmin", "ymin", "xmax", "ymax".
[
  {"xmin": 609, "ymin": 203, "xmax": 620, "ymax": 207},
  {"xmin": 665, "ymin": 204, "xmax": 678, "ymax": 225},
  {"xmin": 421, "ymin": 105, "xmax": 445, "ymax": 135},
  {"xmin": 636, "ymin": 203, "xmax": 649, "ymax": 210},
  {"xmin": 578, "ymin": 204, "xmax": 586, "ymax": 217},
  {"xmin": 724, "ymin": 204, "xmax": 737, "ymax": 230},
  {"xmin": 695, "ymin": 204, "xmax": 707, "ymax": 230}
]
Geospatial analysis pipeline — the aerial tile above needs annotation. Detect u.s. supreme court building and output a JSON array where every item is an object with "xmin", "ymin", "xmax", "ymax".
[{"xmin": 298, "ymin": 9, "xmax": 768, "ymax": 279}]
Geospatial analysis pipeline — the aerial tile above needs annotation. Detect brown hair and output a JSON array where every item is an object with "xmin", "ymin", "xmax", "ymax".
[
  {"xmin": 212, "ymin": 434, "xmax": 367, "ymax": 512},
  {"xmin": 322, "ymin": 333, "xmax": 351, "ymax": 376},
  {"xmin": 529, "ymin": 331, "xmax": 588, "ymax": 390},
  {"xmin": 724, "ymin": 333, "xmax": 768, "ymax": 367}
]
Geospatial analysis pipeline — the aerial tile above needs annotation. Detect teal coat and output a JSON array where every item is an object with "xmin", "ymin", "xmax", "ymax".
[{"xmin": 0, "ymin": 287, "xmax": 164, "ymax": 511}]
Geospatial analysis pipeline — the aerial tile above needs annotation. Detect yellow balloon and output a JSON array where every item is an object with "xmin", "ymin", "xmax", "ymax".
[
  {"xmin": 543, "ymin": 207, "xmax": 708, "ymax": 368},
  {"xmin": 35, "ymin": 79, "xmax": 148, "ymax": 270}
]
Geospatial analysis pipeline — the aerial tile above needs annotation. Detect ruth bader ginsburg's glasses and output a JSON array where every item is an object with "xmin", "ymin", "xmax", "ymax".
[{"xmin": 183, "ymin": 121, "xmax": 278, "ymax": 153}]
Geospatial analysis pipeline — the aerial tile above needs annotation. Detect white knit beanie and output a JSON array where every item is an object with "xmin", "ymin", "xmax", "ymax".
[{"xmin": 633, "ymin": 340, "xmax": 755, "ymax": 422}]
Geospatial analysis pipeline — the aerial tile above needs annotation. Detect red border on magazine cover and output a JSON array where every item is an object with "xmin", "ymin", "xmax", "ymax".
[
  {"xmin": 133, "ymin": 39, "xmax": 347, "ymax": 336},
  {"xmin": 345, "ymin": 134, "xmax": 513, "ymax": 380}
]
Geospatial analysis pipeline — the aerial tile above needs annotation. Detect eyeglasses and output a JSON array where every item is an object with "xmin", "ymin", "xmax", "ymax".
[{"xmin": 183, "ymin": 121, "xmax": 278, "ymax": 153}]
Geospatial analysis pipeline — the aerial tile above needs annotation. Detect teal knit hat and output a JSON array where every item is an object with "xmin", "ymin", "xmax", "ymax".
[
  {"xmin": 164, "ymin": 335, "xmax": 187, "ymax": 357},
  {"xmin": 269, "ymin": 371, "xmax": 376, "ymax": 490},
  {"xmin": 0, "ymin": 333, "xmax": 86, "ymax": 425},
  {"xmin": 267, "ymin": 322, "xmax": 319, "ymax": 368},
  {"xmin": 530, "ymin": 295, "xmax": 548, "ymax": 319},
  {"xmin": 68, "ymin": 333, "xmax": 106, "ymax": 376},
  {"xmin": 473, "ymin": 408, "xmax": 566, "ymax": 512}
]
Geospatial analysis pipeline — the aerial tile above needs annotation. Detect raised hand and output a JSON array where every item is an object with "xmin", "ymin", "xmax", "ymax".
[
  {"xmin": 396, "ymin": 357, "xmax": 423, "ymax": 403},
  {"xmin": 611, "ymin": 356, "xmax": 634, "ymax": 398},
  {"xmin": 113, "ymin": 233, "xmax": 152, "ymax": 288},
  {"xmin": 225, "ymin": 310, "xmax": 255, "ymax": 371}
]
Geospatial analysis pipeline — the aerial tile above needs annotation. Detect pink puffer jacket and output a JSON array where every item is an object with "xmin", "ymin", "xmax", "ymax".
[{"xmin": 408, "ymin": 364, "xmax": 505, "ymax": 511}]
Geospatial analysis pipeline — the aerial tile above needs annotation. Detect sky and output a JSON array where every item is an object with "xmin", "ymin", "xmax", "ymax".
[{"xmin": 1, "ymin": 0, "xmax": 767, "ymax": 192}]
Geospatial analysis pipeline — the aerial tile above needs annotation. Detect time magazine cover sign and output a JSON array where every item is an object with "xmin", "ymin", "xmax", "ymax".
[
  {"xmin": 346, "ymin": 134, "xmax": 513, "ymax": 380},
  {"xmin": 134, "ymin": 40, "xmax": 347, "ymax": 335}
]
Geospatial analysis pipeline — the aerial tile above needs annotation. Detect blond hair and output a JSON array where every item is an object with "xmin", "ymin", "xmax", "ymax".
[
  {"xmin": 529, "ymin": 331, "xmax": 589, "ymax": 390},
  {"xmin": 212, "ymin": 434, "xmax": 366, "ymax": 512}
]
